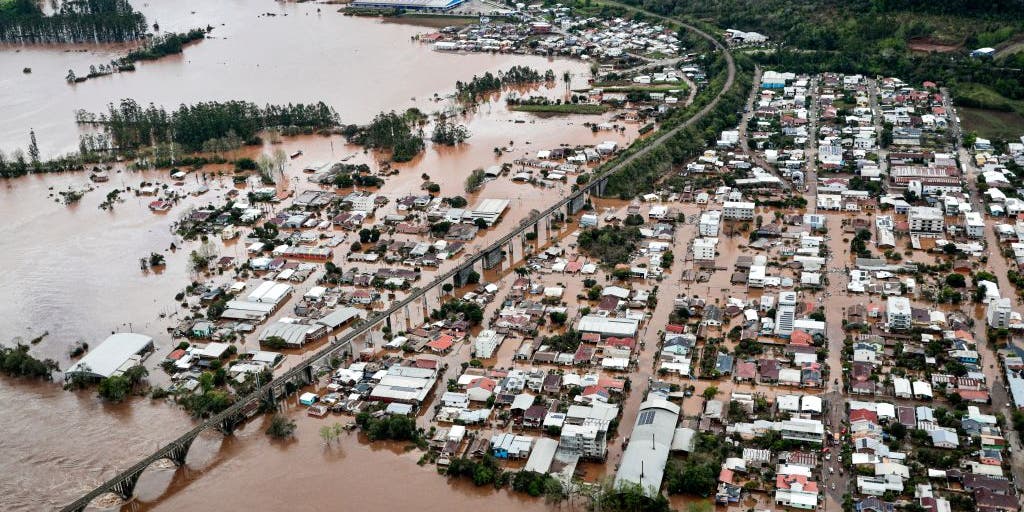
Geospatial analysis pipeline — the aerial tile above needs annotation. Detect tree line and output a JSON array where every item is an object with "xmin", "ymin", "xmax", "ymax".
[
  {"xmin": 78, "ymin": 99, "xmax": 340, "ymax": 151},
  {"xmin": 0, "ymin": 0, "xmax": 147, "ymax": 44},
  {"xmin": 68, "ymin": 28, "xmax": 210, "ymax": 83},
  {"xmin": 455, "ymin": 65, "xmax": 554, "ymax": 102}
]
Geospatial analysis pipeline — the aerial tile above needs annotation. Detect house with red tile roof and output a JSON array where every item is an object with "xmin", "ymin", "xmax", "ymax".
[
  {"xmin": 425, "ymin": 334, "xmax": 454, "ymax": 354},
  {"xmin": 775, "ymin": 474, "xmax": 819, "ymax": 509},
  {"xmin": 790, "ymin": 330, "xmax": 813, "ymax": 346},
  {"xmin": 467, "ymin": 377, "xmax": 496, "ymax": 402}
]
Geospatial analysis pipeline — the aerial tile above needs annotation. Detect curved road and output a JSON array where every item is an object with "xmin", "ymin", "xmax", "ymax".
[{"xmin": 62, "ymin": 11, "xmax": 739, "ymax": 512}]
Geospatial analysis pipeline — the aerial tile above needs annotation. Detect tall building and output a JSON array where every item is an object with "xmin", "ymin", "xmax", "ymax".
[
  {"xmin": 692, "ymin": 237, "xmax": 718, "ymax": 262},
  {"xmin": 887, "ymin": 296, "xmax": 912, "ymax": 330},
  {"xmin": 907, "ymin": 206, "xmax": 944, "ymax": 235},
  {"xmin": 699, "ymin": 210, "xmax": 722, "ymax": 236},
  {"xmin": 987, "ymin": 297, "xmax": 1013, "ymax": 329}
]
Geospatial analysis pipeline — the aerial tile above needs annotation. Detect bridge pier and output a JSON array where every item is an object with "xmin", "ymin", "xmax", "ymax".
[
  {"xmin": 217, "ymin": 413, "xmax": 242, "ymax": 435},
  {"xmin": 420, "ymin": 296, "xmax": 430, "ymax": 325},
  {"xmin": 424, "ymin": 285, "xmax": 441, "ymax": 311},
  {"xmin": 168, "ymin": 435, "xmax": 197, "ymax": 466},
  {"xmin": 403, "ymin": 303, "xmax": 414, "ymax": 331},
  {"xmin": 482, "ymin": 247, "xmax": 504, "ymax": 270},
  {"xmin": 364, "ymin": 326, "xmax": 385, "ymax": 350},
  {"xmin": 302, "ymin": 364, "xmax": 315, "ymax": 386},
  {"xmin": 112, "ymin": 469, "xmax": 143, "ymax": 501},
  {"xmin": 506, "ymin": 240, "xmax": 517, "ymax": 267},
  {"xmin": 533, "ymin": 220, "xmax": 547, "ymax": 247},
  {"xmin": 454, "ymin": 260, "xmax": 481, "ymax": 288},
  {"xmin": 566, "ymin": 192, "xmax": 586, "ymax": 216},
  {"xmin": 262, "ymin": 385, "xmax": 277, "ymax": 412},
  {"xmin": 386, "ymin": 309, "xmax": 399, "ymax": 336}
]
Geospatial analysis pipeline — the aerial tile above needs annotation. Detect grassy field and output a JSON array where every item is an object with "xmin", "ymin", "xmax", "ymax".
[
  {"xmin": 996, "ymin": 39, "xmax": 1024, "ymax": 61},
  {"xmin": 960, "ymin": 107, "xmax": 1024, "ymax": 141},
  {"xmin": 955, "ymin": 82, "xmax": 1024, "ymax": 115},
  {"xmin": 509, "ymin": 103, "xmax": 609, "ymax": 115},
  {"xmin": 595, "ymin": 83, "xmax": 689, "ymax": 94}
]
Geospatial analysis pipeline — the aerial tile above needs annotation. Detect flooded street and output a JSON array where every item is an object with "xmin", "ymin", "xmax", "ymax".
[{"xmin": 0, "ymin": 1, "xmax": 639, "ymax": 510}]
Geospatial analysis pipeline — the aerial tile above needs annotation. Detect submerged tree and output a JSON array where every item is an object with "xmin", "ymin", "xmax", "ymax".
[
  {"xmin": 266, "ymin": 414, "xmax": 297, "ymax": 439},
  {"xmin": 27, "ymin": 129, "xmax": 39, "ymax": 164},
  {"xmin": 431, "ymin": 114, "xmax": 469, "ymax": 146}
]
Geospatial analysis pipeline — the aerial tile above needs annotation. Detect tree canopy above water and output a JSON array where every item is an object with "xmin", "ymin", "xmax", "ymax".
[
  {"xmin": 80, "ymin": 99, "xmax": 340, "ymax": 152},
  {"xmin": 0, "ymin": 0, "xmax": 148, "ymax": 44}
]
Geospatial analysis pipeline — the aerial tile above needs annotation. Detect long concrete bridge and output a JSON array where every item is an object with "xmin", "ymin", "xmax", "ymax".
[{"xmin": 61, "ymin": 17, "xmax": 737, "ymax": 512}]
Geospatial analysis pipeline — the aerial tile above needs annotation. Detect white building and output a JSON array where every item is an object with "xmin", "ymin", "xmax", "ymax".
[
  {"xmin": 908, "ymin": 206, "xmax": 944, "ymax": 235},
  {"xmin": 723, "ymin": 201, "xmax": 755, "ymax": 221},
  {"xmin": 775, "ymin": 475, "xmax": 819, "ymax": 510},
  {"xmin": 578, "ymin": 315, "xmax": 640, "ymax": 339},
  {"xmin": 559, "ymin": 423, "xmax": 607, "ymax": 459},
  {"xmin": 692, "ymin": 237, "xmax": 718, "ymax": 262},
  {"xmin": 887, "ymin": 296, "xmax": 912, "ymax": 330},
  {"xmin": 988, "ymin": 297, "xmax": 1013, "ymax": 329},
  {"xmin": 964, "ymin": 211, "xmax": 985, "ymax": 239},
  {"xmin": 775, "ymin": 292, "xmax": 797, "ymax": 337},
  {"xmin": 699, "ymin": 210, "xmax": 722, "ymax": 236},
  {"xmin": 64, "ymin": 333, "xmax": 154, "ymax": 380},
  {"xmin": 473, "ymin": 329, "xmax": 506, "ymax": 359},
  {"xmin": 614, "ymin": 399, "xmax": 680, "ymax": 496}
]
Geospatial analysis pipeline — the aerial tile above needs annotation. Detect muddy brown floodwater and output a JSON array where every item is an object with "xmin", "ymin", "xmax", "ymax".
[
  {"xmin": 0, "ymin": 1, "xmax": 643, "ymax": 510},
  {"xmin": 128, "ymin": 398, "xmax": 552, "ymax": 512}
]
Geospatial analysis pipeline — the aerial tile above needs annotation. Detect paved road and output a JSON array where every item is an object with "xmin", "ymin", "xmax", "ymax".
[{"xmin": 943, "ymin": 86, "xmax": 1024, "ymax": 489}]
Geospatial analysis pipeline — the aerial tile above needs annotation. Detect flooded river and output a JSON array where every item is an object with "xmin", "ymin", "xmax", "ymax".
[
  {"xmin": 0, "ymin": 1, "xmax": 639, "ymax": 510},
  {"xmin": 130, "ymin": 402, "xmax": 551, "ymax": 512}
]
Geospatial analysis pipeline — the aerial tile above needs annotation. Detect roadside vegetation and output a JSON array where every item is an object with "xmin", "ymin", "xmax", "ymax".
[{"xmin": 601, "ymin": 51, "xmax": 751, "ymax": 198}]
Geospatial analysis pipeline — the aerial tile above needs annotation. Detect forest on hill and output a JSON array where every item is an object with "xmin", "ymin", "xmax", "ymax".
[{"xmin": 616, "ymin": 0, "xmax": 1024, "ymax": 110}]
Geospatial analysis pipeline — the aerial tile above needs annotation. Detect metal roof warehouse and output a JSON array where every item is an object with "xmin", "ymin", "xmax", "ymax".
[
  {"xmin": 65, "ymin": 333, "xmax": 154, "ymax": 380},
  {"xmin": 577, "ymin": 315, "xmax": 640, "ymax": 338},
  {"xmin": 615, "ymin": 398, "xmax": 680, "ymax": 495}
]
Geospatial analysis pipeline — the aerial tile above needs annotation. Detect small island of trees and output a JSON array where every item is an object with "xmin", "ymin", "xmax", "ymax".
[
  {"xmin": 77, "ymin": 99, "xmax": 341, "ymax": 152},
  {"xmin": 455, "ymin": 65, "xmax": 554, "ymax": 103},
  {"xmin": 347, "ymin": 110, "xmax": 426, "ymax": 162}
]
